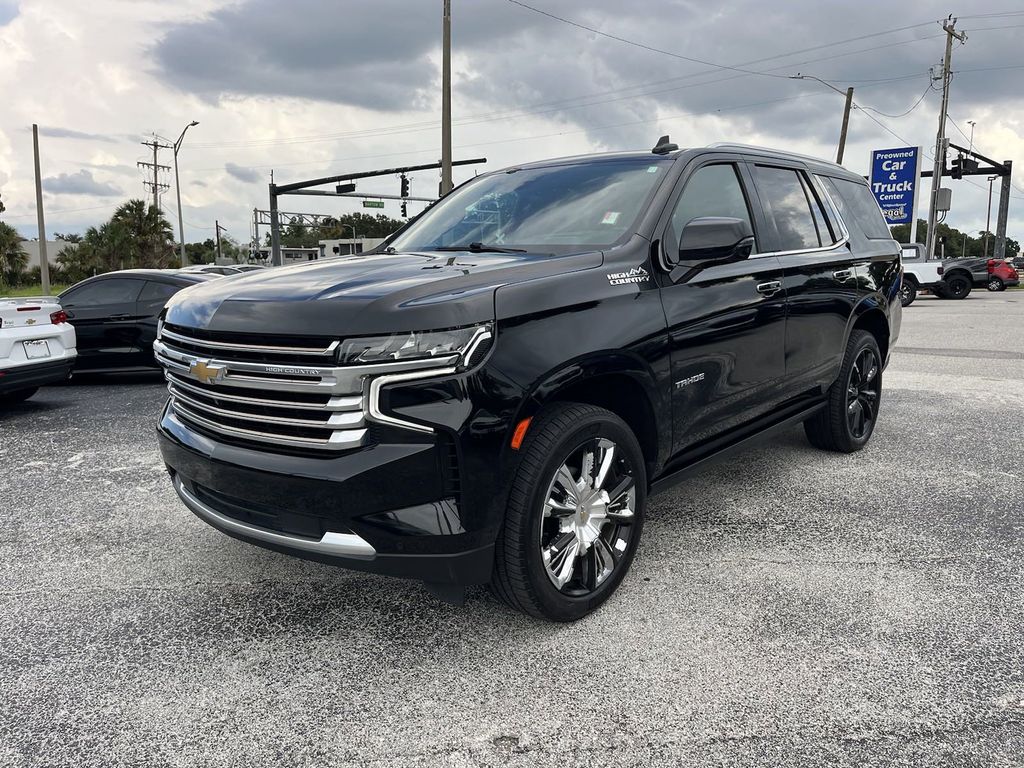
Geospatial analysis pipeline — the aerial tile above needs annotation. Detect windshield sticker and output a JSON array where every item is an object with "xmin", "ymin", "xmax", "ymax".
[
  {"xmin": 647, "ymin": 165, "xmax": 660, "ymax": 173},
  {"xmin": 607, "ymin": 266, "xmax": 650, "ymax": 286},
  {"xmin": 601, "ymin": 211, "xmax": 621, "ymax": 225}
]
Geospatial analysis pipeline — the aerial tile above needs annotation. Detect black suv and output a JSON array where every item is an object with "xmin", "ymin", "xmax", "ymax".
[{"xmin": 155, "ymin": 140, "xmax": 901, "ymax": 621}]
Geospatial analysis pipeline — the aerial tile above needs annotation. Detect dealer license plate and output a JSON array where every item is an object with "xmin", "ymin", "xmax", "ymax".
[{"xmin": 23, "ymin": 339, "xmax": 51, "ymax": 359}]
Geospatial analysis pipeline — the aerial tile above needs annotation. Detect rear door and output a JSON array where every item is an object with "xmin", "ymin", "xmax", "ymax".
[
  {"xmin": 60, "ymin": 277, "xmax": 145, "ymax": 369},
  {"xmin": 748, "ymin": 163, "xmax": 860, "ymax": 394},
  {"xmin": 657, "ymin": 155, "xmax": 788, "ymax": 455}
]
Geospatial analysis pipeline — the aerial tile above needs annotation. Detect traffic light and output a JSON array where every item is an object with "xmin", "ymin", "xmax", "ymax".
[
  {"xmin": 400, "ymin": 175, "xmax": 409, "ymax": 198},
  {"xmin": 951, "ymin": 155, "xmax": 963, "ymax": 179},
  {"xmin": 401, "ymin": 202, "xmax": 408, "ymax": 218}
]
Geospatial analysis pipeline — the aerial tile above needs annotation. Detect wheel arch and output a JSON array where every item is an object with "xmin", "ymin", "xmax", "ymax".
[
  {"xmin": 846, "ymin": 300, "xmax": 891, "ymax": 365},
  {"xmin": 943, "ymin": 267, "xmax": 973, "ymax": 283},
  {"xmin": 511, "ymin": 354, "xmax": 666, "ymax": 478}
]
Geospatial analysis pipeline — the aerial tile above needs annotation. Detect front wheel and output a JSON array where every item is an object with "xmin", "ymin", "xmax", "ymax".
[
  {"xmin": 899, "ymin": 278, "xmax": 917, "ymax": 307},
  {"xmin": 491, "ymin": 402, "xmax": 647, "ymax": 621},
  {"xmin": 804, "ymin": 330, "xmax": 882, "ymax": 453},
  {"xmin": 988, "ymin": 277, "xmax": 1004, "ymax": 292}
]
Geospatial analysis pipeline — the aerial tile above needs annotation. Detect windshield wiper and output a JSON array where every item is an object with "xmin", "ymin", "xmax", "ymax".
[{"xmin": 431, "ymin": 242, "xmax": 527, "ymax": 253}]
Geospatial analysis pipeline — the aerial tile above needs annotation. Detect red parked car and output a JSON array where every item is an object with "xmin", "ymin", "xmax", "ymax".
[{"xmin": 986, "ymin": 259, "xmax": 1020, "ymax": 292}]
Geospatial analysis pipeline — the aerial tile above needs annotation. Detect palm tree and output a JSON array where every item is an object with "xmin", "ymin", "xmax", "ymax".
[
  {"xmin": 110, "ymin": 200, "xmax": 175, "ymax": 268},
  {"xmin": 0, "ymin": 222, "xmax": 29, "ymax": 291}
]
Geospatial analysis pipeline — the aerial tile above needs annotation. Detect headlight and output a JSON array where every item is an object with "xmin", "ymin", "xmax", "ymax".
[{"xmin": 338, "ymin": 325, "xmax": 491, "ymax": 366}]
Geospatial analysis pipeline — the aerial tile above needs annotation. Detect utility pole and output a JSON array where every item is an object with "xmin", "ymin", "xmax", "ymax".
[
  {"xmin": 138, "ymin": 137, "xmax": 171, "ymax": 211},
  {"xmin": 31, "ymin": 124, "xmax": 50, "ymax": 295},
  {"xmin": 924, "ymin": 16, "xmax": 967, "ymax": 260},
  {"xmin": 269, "ymin": 181, "xmax": 282, "ymax": 267},
  {"xmin": 994, "ymin": 160, "xmax": 1012, "ymax": 259},
  {"xmin": 837, "ymin": 87, "xmax": 854, "ymax": 165},
  {"xmin": 215, "ymin": 220, "xmax": 227, "ymax": 263},
  {"xmin": 172, "ymin": 121, "xmax": 199, "ymax": 267},
  {"xmin": 440, "ymin": 0, "xmax": 453, "ymax": 195}
]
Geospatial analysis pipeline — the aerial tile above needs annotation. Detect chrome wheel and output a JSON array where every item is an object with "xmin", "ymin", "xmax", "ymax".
[
  {"xmin": 539, "ymin": 437, "xmax": 636, "ymax": 595},
  {"xmin": 988, "ymin": 278, "xmax": 1002, "ymax": 292},
  {"xmin": 846, "ymin": 348, "xmax": 879, "ymax": 440}
]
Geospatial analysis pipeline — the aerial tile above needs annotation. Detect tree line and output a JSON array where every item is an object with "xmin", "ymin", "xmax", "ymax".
[{"xmin": 891, "ymin": 219, "xmax": 1020, "ymax": 260}]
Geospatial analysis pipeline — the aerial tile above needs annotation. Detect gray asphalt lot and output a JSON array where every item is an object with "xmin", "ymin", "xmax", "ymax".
[{"xmin": 1, "ymin": 290, "xmax": 1022, "ymax": 767}]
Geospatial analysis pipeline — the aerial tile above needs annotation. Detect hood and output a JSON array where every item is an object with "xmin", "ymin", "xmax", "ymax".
[{"xmin": 164, "ymin": 249, "xmax": 601, "ymax": 335}]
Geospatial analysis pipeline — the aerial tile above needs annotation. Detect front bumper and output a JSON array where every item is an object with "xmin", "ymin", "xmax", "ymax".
[{"xmin": 158, "ymin": 403, "xmax": 498, "ymax": 586}]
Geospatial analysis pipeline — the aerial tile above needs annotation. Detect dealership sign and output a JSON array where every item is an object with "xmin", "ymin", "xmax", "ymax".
[{"xmin": 869, "ymin": 146, "xmax": 921, "ymax": 226}]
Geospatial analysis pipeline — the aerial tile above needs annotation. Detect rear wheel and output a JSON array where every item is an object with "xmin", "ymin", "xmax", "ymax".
[
  {"xmin": 491, "ymin": 402, "xmax": 646, "ymax": 621},
  {"xmin": 899, "ymin": 277, "xmax": 917, "ymax": 307},
  {"xmin": 944, "ymin": 273, "xmax": 972, "ymax": 300},
  {"xmin": 0, "ymin": 387, "xmax": 39, "ymax": 405},
  {"xmin": 804, "ymin": 330, "xmax": 882, "ymax": 453},
  {"xmin": 988, "ymin": 277, "xmax": 1004, "ymax": 292}
]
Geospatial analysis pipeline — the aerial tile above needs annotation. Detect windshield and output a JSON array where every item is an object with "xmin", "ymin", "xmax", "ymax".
[{"xmin": 387, "ymin": 156, "xmax": 673, "ymax": 254}]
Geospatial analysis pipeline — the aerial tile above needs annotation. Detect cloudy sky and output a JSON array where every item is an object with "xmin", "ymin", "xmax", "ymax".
[{"xmin": 2, "ymin": 0, "xmax": 1023, "ymax": 248}]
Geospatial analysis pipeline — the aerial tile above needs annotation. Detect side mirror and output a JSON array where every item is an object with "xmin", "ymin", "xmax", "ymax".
[{"xmin": 675, "ymin": 217, "xmax": 755, "ymax": 272}]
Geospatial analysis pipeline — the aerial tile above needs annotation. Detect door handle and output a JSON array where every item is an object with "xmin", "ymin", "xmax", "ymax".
[
  {"xmin": 756, "ymin": 281, "xmax": 782, "ymax": 297},
  {"xmin": 108, "ymin": 313, "xmax": 131, "ymax": 320},
  {"xmin": 833, "ymin": 269, "xmax": 854, "ymax": 280}
]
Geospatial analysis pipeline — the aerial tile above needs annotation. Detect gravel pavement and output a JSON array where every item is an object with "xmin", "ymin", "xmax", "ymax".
[{"xmin": 1, "ymin": 290, "xmax": 1022, "ymax": 767}]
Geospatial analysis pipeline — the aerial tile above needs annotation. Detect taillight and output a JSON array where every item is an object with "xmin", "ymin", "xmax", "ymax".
[
  {"xmin": 987, "ymin": 259, "xmax": 996, "ymax": 273},
  {"xmin": 17, "ymin": 306, "xmax": 41, "ymax": 312},
  {"xmin": 50, "ymin": 310, "xmax": 68, "ymax": 325}
]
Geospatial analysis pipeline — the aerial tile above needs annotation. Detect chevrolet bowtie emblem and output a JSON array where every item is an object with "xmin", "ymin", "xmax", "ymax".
[
  {"xmin": 188, "ymin": 359, "xmax": 225, "ymax": 385},
  {"xmin": 25, "ymin": 318, "xmax": 36, "ymax": 325}
]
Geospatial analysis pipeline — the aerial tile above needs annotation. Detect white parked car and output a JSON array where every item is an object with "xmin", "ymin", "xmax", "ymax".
[
  {"xmin": 179, "ymin": 264, "xmax": 244, "ymax": 276},
  {"xmin": 0, "ymin": 297, "xmax": 77, "ymax": 404}
]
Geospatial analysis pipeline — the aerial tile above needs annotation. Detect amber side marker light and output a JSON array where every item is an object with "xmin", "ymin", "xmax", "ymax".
[{"xmin": 511, "ymin": 417, "xmax": 533, "ymax": 450}]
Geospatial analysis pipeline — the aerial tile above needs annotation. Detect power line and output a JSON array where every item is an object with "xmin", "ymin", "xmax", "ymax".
[
  {"xmin": 504, "ymin": 0, "xmax": 792, "ymax": 79},
  {"xmin": 1, "ymin": 202, "xmax": 116, "ymax": 220},
  {"xmin": 188, "ymin": 23, "xmax": 944, "ymax": 150},
  {"xmin": 859, "ymin": 82, "xmax": 933, "ymax": 118}
]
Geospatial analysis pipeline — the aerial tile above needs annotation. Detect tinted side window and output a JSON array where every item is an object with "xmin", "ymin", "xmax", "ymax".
[
  {"xmin": 803, "ymin": 175, "xmax": 838, "ymax": 245},
  {"xmin": 139, "ymin": 281, "xmax": 180, "ymax": 303},
  {"xmin": 670, "ymin": 164, "xmax": 755, "ymax": 251},
  {"xmin": 753, "ymin": 166, "xmax": 821, "ymax": 251},
  {"xmin": 822, "ymin": 176, "xmax": 891, "ymax": 240},
  {"xmin": 63, "ymin": 278, "xmax": 144, "ymax": 306}
]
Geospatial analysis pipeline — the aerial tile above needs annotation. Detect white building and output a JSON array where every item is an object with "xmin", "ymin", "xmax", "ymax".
[
  {"xmin": 319, "ymin": 237, "xmax": 386, "ymax": 257},
  {"xmin": 20, "ymin": 240, "xmax": 77, "ymax": 270}
]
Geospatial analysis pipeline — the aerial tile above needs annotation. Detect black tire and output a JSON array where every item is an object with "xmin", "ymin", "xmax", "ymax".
[
  {"xmin": 987, "ymin": 277, "xmax": 1004, "ymax": 292},
  {"xmin": 491, "ymin": 402, "xmax": 647, "ymax": 621},
  {"xmin": 804, "ymin": 330, "xmax": 882, "ymax": 453},
  {"xmin": 944, "ymin": 273, "xmax": 972, "ymax": 300},
  {"xmin": 899, "ymin": 277, "xmax": 917, "ymax": 307},
  {"xmin": 0, "ymin": 387, "xmax": 39, "ymax": 405}
]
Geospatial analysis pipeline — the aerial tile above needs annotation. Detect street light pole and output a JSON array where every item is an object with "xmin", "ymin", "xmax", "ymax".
[
  {"xmin": 173, "ymin": 120, "xmax": 199, "ymax": 267},
  {"xmin": 983, "ymin": 174, "xmax": 997, "ymax": 258},
  {"xmin": 790, "ymin": 74, "xmax": 854, "ymax": 165}
]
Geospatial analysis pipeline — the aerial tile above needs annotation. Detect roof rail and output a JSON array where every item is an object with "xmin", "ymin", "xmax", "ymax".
[{"xmin": 706, "ymin": 142, "xmax": 839, "ymax": 167}]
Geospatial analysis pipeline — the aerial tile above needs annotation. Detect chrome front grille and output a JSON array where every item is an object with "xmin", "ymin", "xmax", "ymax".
[{"xmin": 154, "ymin": 323, "xmax": 459, "ymax": 452}]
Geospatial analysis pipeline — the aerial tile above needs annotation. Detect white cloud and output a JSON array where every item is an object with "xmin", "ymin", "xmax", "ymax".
[
  {"xmin": 0, "ymin": 0, "xmax": 1021, "ymax": 252},
  {"xmin": 42, "ymin": 169, "xmax": 122, "ymax": 196}
]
